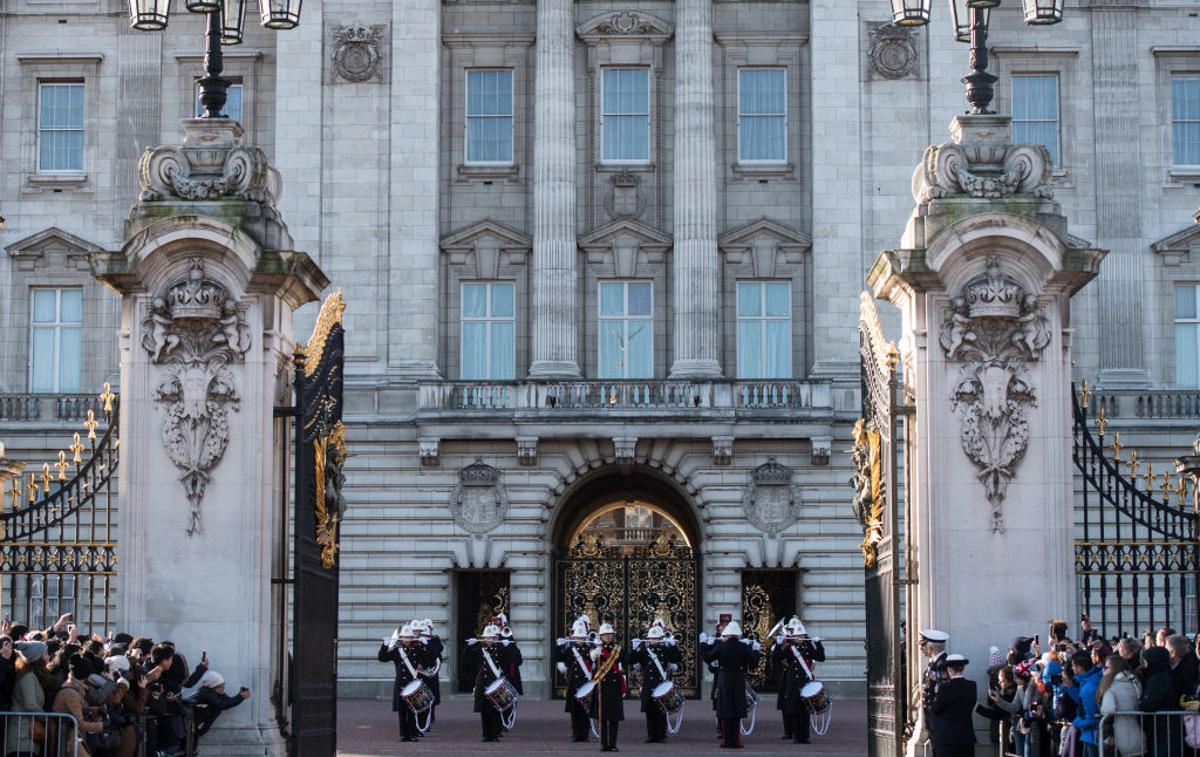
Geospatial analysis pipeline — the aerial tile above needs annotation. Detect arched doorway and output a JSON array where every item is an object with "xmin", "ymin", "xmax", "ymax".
[{"xmin": 552, "ymin": 468, "xmax": 701, "ymax": 698}]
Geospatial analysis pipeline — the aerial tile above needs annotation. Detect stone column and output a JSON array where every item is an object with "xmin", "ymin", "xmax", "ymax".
[
  {"xmin": 868, "ymin": 116, "xmax": 1104, "ymax": 751},
  {"xmin": 528, "ymin": 0, "xmax": 581, "ymax": 378},
  {"xmin": 92, "ymin": 119, "xmax": 327, "ymax": 756},
  {"xmin": 670, "ymin": 0, "xmax": 722, "ymax": 379}
]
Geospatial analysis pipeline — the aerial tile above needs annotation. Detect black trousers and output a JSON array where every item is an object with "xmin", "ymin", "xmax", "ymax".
[
  {"xmin": 481, "ymin": 708, "xmax": 503, "ymax": 740},
  {"xmin": 569, "ymin": 707, "xmax": 591, "ymax": 741},
  {"xmin": 600, "ymin": 720, "xmax": 620, "ymax": 750},
  {"xmin": 781, "ymin": 709, "xmax": 793, "ymax": 738},
  {"xmin": 791, "ymin": 709, "xmax": 811, "ymax": 743},
  {"xmin": 397, "ymin": 709, "xmax": 419, "ymax": 740},
  {"xmin": 645, "ymin": 708, "xmax": 667, "ymax": 741},
  {"xmin": 720, "ymin": 718, "xmax": 742, "ymax": 748},
  {"xmin": 933, "ymin": 744, "xmax": 975, "ymax": 757}
]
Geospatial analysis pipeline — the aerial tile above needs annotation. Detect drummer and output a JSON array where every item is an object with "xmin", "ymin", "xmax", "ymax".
[
  {"xmin": 777, "ymin": 617, "xmax": 826, "ymax": 744},
  {"xmin": 556, "ymin": 618, "xmax": 594, "ymax": 743},
  {"xmin": 632, "ymin": 618, "xmax": 683, "ymax": 744},
  {"xmin": 413, "ymin": 620, "xmax": 444, "ymax": 727},
  {"xmin": 495, "ymin": 613, "xmax": 525, "ymax": 716},
  {"xmin": 589, "ymin": 622, "xmax": 626, "ymax": 752},
  {"xmin": 377, "ymin": 624, "xmax": 425, "ymax": 743},
  {"xmin": 464, "ymin": 623, "xmax": 516, "ymax": 742}
]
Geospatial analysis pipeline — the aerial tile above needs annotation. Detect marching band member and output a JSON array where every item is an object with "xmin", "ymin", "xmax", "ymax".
[
  {"xmin": 464, "ymin": 624, "xmax": 515, "ymax": 742},
  {"xmin": 631, "ymin": 619, "xmax": 682, "ymax": 743},
  {"xmin": 776, "ymin": 618, "xmax": 826, "ymax": 744},
  {"xmin": 414, "ymin": 619, "xmax": 443, "ymax": 727},
  {"xmin": 700, "ymin": 613, "xmax": 732, "ymax": 741},
  {"xmin": 494, "ymin": 613, "xmax": 524, "ymax": 706},
  {"xmin": 557, "ymin": 618, "xmax": 594, "ymax": 742},
  {"xmin": 589, "ymin": 622, "xmax": 625, "ymax": 752},
  {"xmin": 703, "ymin": 619, "xmax": 761, "ymax": 749},
  {"xmin": 378, "ymin": 624, "xmax": 425, "ymax": 743}
]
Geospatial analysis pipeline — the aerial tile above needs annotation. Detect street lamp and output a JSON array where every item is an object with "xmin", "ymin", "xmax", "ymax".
[
  {"xmin": 127, "ymin": 0, "xmax": 302, "ymax": 119},
  {"xmin": 890, "ymin": 0, "xmax": 1063, "ymax": 114}
]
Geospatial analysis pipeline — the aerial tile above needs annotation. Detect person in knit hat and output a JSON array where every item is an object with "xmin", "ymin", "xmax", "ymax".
[{"xmin": 186, "ymin": 668, "xmax": 251, "ymax": 741}]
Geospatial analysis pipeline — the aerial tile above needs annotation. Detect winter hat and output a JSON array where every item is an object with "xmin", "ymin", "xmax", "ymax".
[
  {"xmin": 106, "ymin": 655, "xmax": 130, "ymax": 674},
  {"xmin": 1013, "ymin": 659, "xmax": 1035, "ymax": 681},
  {"xmin": 1011, "ymin": 637, "xmax": 1034, "ymax": 660},
  {"xmin": 988, "ymin": 646, "xmax": 1004, "ymax": 668},
  {"xmin": 14, "ymin": 641, "xmax": 47, "ymax": 664},
  {"xmin": 198, "ymin": 670, "xmax": 225, "ymax": 689},
  {"xmin": 67, "ymin": 654, "xmax": 91, "ymax": 680}
]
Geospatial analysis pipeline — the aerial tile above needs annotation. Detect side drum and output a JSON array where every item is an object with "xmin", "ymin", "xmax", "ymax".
[
  {"xmin": 744, "ymin": 684, "xmax": 760, "ymax": 713},
  {"xmin": 484, "ymin": 677, "xmax": 519, "ymax": 712},
  {"xmin": 651, "ymin": 681, "xmax": 684, "ymax": 714},
  {"xmin": 799, "ymin": 681, "xmax": 831, "ymax": 714},
  {"xmin": 400, "ymin": 680, "xmax": 434, "ymax": 714},
  {"xmin": 574, "ymin": 680, "xmax": 596, "ymax": 708}
]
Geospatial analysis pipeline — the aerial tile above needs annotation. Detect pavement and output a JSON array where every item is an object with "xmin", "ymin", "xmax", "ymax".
[{"xmin": 337, "ymin": 696, "xmax": 867, "ymax": 757}]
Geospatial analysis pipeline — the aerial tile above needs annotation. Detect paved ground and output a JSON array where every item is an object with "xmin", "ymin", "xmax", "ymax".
[{"xmin": 337, "ymin": 696, "xmax": 867, "ymax": 756}]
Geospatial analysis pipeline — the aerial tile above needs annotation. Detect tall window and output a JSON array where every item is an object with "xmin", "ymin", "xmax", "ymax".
[
  {"xmin": 1176, "ymin": 284, "xmax": 1200, "ymax": 388},
  {"xmin": 599, "ymin": 281, "xmax": 652, "ymax": 378},
  {"xmin": 37, "ymin": 83, "xmax": 84, "ymax": 172},
  {"xmin": 30, "ymin": 288, "xmax": 83, "ymax": 393},
  {"xmin": 461, "ymin": 282, "xmax": 514, "ymax": 379},
  {"xmin": 601, "ymin": 68, "xmax": 650, "ymax": 163},
  {"xmin": 466, "ymin": 69, "xmax": 514, "ymax": 164},
  {"xmin": 1172, "ymin": 75, "xmax": 1200, "ymax": 167},
  {"xmin": 195, "ymin": 81, "xmax": 244, "ymax": 122},
  {"xmin": 738, "ymin": 68, "xmax": 787, "ymax": 163},
  {"xmin": 737, "ymin": 281, "xmax": 791, "ymax": 379},
  {"xmin": 1012, "ymin": 74, "xmax": 1060, "ymax": 167}
]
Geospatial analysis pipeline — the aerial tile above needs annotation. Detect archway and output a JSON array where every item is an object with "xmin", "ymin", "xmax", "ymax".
[{"xmin": 551, "ymin": 466, "xmax": 702, "ymax": 698}]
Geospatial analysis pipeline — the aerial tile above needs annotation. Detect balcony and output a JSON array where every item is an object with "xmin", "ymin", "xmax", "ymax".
[
  {"xmin": 0, "ymin": 394, "xmax": 108, "ymax": 423},
  {"xmin": 1091, "ymin": 389, "xmax": 1200, "ymax": 420}
]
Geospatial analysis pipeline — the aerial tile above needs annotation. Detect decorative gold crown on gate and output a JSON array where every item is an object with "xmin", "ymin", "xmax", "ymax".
[
  {"xmin": 963, "ymin": 256, "xmax": 1025, "ymax": 319},
  {"xmin": 166, "ymin": 258, "xmax": 225, "ymax": 320}
]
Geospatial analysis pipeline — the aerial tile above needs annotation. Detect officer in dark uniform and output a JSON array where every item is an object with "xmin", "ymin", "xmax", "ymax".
[
  {"xmin": 590, "ymin": 623, "xmax": 625, "ymax": 753},
  {"xmin": 920, "ymin": 628, "xmax": 950, "ymax": 744},
  {"xmin": 414, "ymin": 620, "xmax": 443, "ymax": 727},
  {"xmin": 632, "ymin": 621, "xmax": 683, "ymax": 743},
  {"xmin": 556, "ymin": 619, "xmax": 594, "ymax": 742},
  {"xmin": 931, "ymin": 654, "xmax": 977, "ymax": 757},
  {"xmin": 700, "ymin": 613, "xmax": 732, "ymax": 742}
]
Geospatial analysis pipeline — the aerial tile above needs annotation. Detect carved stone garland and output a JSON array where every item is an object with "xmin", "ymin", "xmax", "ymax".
[
  {"xmin": 742, "ymin": 458, "xmax": 803, "ymax": 536},
  {"xmin": 451, "ymin": 459, "xmax": 509, "ymax": 535},
  {"xmin": 142, "ymin": 258, "xmax": 252, "ymax": 534},
  {"xmin": 938, "ymin": 256, "xmax": 1051, "ymax": 533}
]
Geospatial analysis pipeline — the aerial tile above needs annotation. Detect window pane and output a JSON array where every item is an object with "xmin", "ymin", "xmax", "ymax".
[
  {"xmin": 60, "ymin": 289, "xmax": 83, "ymax": 323},
  {"xmin": 226, "ymin": 83, "xmax": 244, "ymax": 122},
  {"xmin": 600, "ymin": 283, "xmax": 624, "ymax": 317},
  {"xmin": 1174, "ymin": 122, "xmax": 1200, "ymax": 166},
  {"xmin": 599, "ymin": 322, "xmax": 623, "ymax": 378},
  {"xmin": 603, "ymin": 69, "xmax": 649, "ymax": 162},
  {"xmin": 765, "ymin": 282, "xmax": 790, "ymax": 317},
  {"xmin": 737, "ymin": 283, "xmax": 761, "ymax": 317},
  {"xmin": 1176, "ymin": 285, "xmax": 1198, "ymax": 320},
  {"xmin": 737, "ymin": 321, "xmax": 762, "ymax": 378},
  {"xmin": 463, "ymin": 284, "xmax": 486, "ymax": 318},
  {"xmin": 462, "ymin": 322, "xmax": 487, "ymax": 379},
  {"xmin": 1012, "ymin": 75, "xmax": 1059, "ymax": 166},
  {"xmin": 489, "ymin": 322, "xmax": 514, "ymax": 379},
  {"xmin": 32, "ymin": 290, "xmax": 58, "ymax": 323},
  {"xmin": 30, "ymin": 328, "xmax": 56, "ymax": 393},
  {"xmin": 765, "ymin": 320, "xmax": 790, "ymax": 379},
  {"xmin": 1177, "ymin": 323, "xmax": 1200, "ymax": 388},
  {"xmin": 58, "ymin": 327, "xmax": 82, "ymax": 392},
  {"xmin": 627, "ymin": 282, "xmax": 652, "ymax": 316},
  {"xmin": 626, "ymin": 320, "xmax": 652, "ymax": 378},
  {"xmin": 490, "ymin": 283, "xmax": 514, "ymax": 318}
]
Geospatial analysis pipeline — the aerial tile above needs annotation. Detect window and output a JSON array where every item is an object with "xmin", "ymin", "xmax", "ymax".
[
  {"xmin": 37, "ymin": 83, "xmax": 84, "ymax": 172},
  {"xmin": 601, "ymin": 68, "xmax": 650, "ymax": 163},
  {"xmin": 1172, "ymin": 75, "xmax": 1200, "ymax": 167},
  {"xmin": 1176, "ymin": 285, "xmax": 1200, "ymax": 388},
  {"xmin": 29, "ymin": 288, "xmax": 83, "ymax": 393},
  {"xmin": 738, "ymin": 69, "xmax": 787, "ymax": 163},
  {"xmin": 598, "ymin": 281, "xmax": 652, "ymax": 378},
  {"xmin": 461, "ymin": 282, "xmax": 514, "ymax": 379},
  {"xmin": 466, "ymin": 70, "xmax": 514, "ymax": 164},
  {"xmin": 737, "ymin": 281, "xmax": 791, "ymax": 379},
  {"xmin": 1012, "ymin": 74, "xmax": 1060, "ymax": 167},
  {"xmin": 194, "ymin": 81, "xmax": 244, "ymax": 122},
  {"xmin": 29, "ymin": 575, "xmax": 75, "ymax": 631}
]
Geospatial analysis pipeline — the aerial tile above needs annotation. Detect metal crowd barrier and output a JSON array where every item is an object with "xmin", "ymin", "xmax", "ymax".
[
  {"xmin": 1098, "ymin": 709, "xmax": 1197, "ymax": 757},
  {"xmin": 136, "ymin": 707, "xmax": 196, "ymax": 757},
  {"xmin": 0, "ymin": 710, "xmax": 82, "ymax": 757}
]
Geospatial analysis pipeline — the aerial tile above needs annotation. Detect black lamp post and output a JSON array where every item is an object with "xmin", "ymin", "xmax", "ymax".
[
  {"xmin": 128, "ymin": 0, "xmax": 301, "ymax": 119},
  {"xmin": 889, "ymin": 0, "xmax": 1063, "ymax": 114}
]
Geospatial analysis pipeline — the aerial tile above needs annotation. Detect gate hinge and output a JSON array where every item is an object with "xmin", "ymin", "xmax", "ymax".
[{"xmin": 273, "ymin": 405, "xmax": 298, "ymax": 418}]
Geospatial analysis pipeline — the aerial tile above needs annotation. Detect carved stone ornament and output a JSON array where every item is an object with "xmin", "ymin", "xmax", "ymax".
[
  {"xmin": 712, "ymin": 435, "xmax": 734, "ymax": 466},
  {"xmin": 332, "ymin": 25, "xmax": 385, "ymax": 83},
  {"xmin": 939, "ymin": 256, "xmax": 1052, "ymax": 534},
  {"xmin": 138, "ymin": 123, "xmax": 280, "ymax": 206},
  {"xmin": 912, "ymin": 116, "xmax": 1054, "ymax": 204},
  {"xmin": 741, "ymin": 458, "xmax": 803, "ymax": 536},
  {"xmin": 605, "ymin": 171, "xmax": 646, "ymax": 221},
  {"xmin": 868, "ymin": 24, "xmax": 919, "ymax": 80},
  {"xmin": 596, "ymin": 11, "xmax": 657, "ymax": 34},
  {"xmin": 451, "ymin": 458, "xmax": 509, "ymax": 534},
  {"xmin": 142, "ymin": 258, "xmax": 252, "ymax": 534},
  {"xmin": 613, "ymin": 436, "xmax": 638, "ymax": 465},
  {"xmin": 849, "ymin": 419, "xmax": 885, "ymax": 568},
  {"xmin": 577, "ymin": 11, "xmax": 673, "ymax": 44},
  {"xmin": 516, "ymin": 436, "xmax": 538, "ymax": 467}
]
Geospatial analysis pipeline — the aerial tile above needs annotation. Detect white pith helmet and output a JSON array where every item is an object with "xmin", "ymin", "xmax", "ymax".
[
  {"xmin": 482, "ymin": 624, "xmax": 501, "ymax": 638},
  {"xmin": 598, "ymin": 623, "xmax": 615, "ymax": 635},
  {"xmin": 721, "ymin": 621, "xmax": 743, "ymax": 638}
]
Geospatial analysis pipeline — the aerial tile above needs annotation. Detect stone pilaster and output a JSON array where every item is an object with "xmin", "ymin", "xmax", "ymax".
[
  {"xmin": 528, "ymin": 0, "xmax": 581, "ymax": 378},
  {"xmin": 670, "ymin": 0, "xmax": 722, "ymax": 379}
]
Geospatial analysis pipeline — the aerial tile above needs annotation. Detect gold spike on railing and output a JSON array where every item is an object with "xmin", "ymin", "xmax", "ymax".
[
  {"xmin": 40, "ymin": 464, "xmax": 50, "ymax": 494},
  {"xmin": 1077, "ymin": 380, "xmax": 1092, "ymax": 410},
  {"xmin": 1095, "ymin": 407, "xmax": 1107, "ymax": 437},
  {"xmin": 100, "ymin": 382, "xmax": 115, "ymax": 415},
  {"xmin": 69, "ymin": 433, "xmax": 84, "ymax": 465},
  {"xmin": 1144, "ymin": 462, "xmax": 1156, "ymax": 493},
  {"xmin": 8, "ymin": 479, "xmax": 21, "ymax": 509},
  {"xmin": 1108, "ymin": 432, "xmax": 1124, "ymax": 462},
  {"xmin": 1128, "ymin": 450, "xmax": 1141, "ymax": 480},
  {"xmin": 84, "ymin": 410, "xmax": 99, "ymax": 442},
  {"xmin": 55, "ymin": 451, "xmax": 68, "ymax": 481},
  {"xmin": 26, "ymin": 474, "xmax": 36, "ymax": 503}
]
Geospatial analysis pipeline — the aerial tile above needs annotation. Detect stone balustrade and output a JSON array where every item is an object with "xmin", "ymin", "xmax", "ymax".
[
  {"xmin": 0, "ymin": 394, "xmax": 108, "ymax": 423},
  {"xmin": 1092, "ymin": 389, "xmax": 1200, "ymax": 419}
]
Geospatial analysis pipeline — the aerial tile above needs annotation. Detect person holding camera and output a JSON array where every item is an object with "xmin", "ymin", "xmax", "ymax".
[{"xmin": 186, "ymin": 669, "xmax": 251, "ymax": 742}]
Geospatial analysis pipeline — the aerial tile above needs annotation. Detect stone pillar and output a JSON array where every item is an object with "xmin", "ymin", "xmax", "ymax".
[
  {"xmin": 868, "ymin": 115, "xmax": 1104, "ymax": 750},
  {"xmin": 670, "ymin": 0, "xmax": 722, "ymax": 379},
  {"xmin": 91, "ymin": 119, "xmax": 327, "ymax": 756},
  {"xmin": 528, "ymin": 0, "xmax": 581, "ymax": 378}
]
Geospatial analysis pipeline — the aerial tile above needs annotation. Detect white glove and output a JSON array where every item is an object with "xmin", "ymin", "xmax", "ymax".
[
  {"xmin": 633, "ymin": 663, "xmax": 642, "ymax": 670},
  {"xmin": 556, "ymin": 662, "xmax": 568, "ymax": 675},
  {"xmin": 752, "ymin": 640, "xmax": 762, "ymax": 652},
  {"xmin": 669, "ymin": 663, "xmax": 679, "ymax": 673},
  {"xmin": 775, "ymin": 635, "xmax": 786, "ymax": 646},
  {"xmin": 466, "ymin": 638, "xmax": 478, "ymax": 646},
  {"xmin": 740, "ymin": 637, "xmax": 752, "ymax": 646},
  {"xmin": 382, "ymin": 636, "xmax": 393, "ymax": 647},
  {"xmin": 419, "ymin": 638, "xmax": 429, "ymax": 645},
  {"xmin": 501, "ymin": 640, "xmax": 512, "ymax": 646},
  {"xmin": 699, "ymin": 632, "xmax": 710, "ymax": 645},
  {"xmin": 590, "ymin": 648, "xmax": 602, "ymax": 661},
  {"xmin": 632, "ymin": 638, "xmax": 642, "ymax": 649},
  {"xmin": 557, "ymin": 637, "xmax": 569, "ymax": 647}
]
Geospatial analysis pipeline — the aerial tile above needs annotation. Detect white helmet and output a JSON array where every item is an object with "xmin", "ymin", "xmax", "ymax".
[
  {"xmin": 721, "ymin": 621, "xmax": 743, "ymax": 638},
  {"xmin": 646, "ymin": 626, "xmax": 665, "ymax": 640},
  {"xmin": 571, "ymin": 621, "xmax": 588, "ymax": 639},
  {"xmin": 575, "ymin": 614, "xmax": 591, "ymax": 629},
  {"xmin": 482, "ymin": 624, "xmax": 501, "ymax": 639},
  {"xmin": 399, "ymin": 624, "xmax": 414, "ymax": 639},
  {"xmin": 786, "ymin": 618, "xmax": 807, "ymax": 637},
  {"xmin": 598, "ymin": 623, "xmax": 615, "ymax": 635}
]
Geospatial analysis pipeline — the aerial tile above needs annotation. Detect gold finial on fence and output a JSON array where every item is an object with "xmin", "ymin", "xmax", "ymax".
[
  {"xmin": 55, "ymin": 451, "xmax": 69, "ymax": 481},
  {"xmin": 40, "ymin": 464, "xmax": 50, "ymax": 493},
  {"xmin": 69, "ymin": 433, "xmax": 84, "ymax": 465},
  {"xmin": 1095, "ymin": 407, "xmax": 1108, "ymax": 437},
  {"xmin": 1176, "ymin": 476, "xmax": 1189, "ymax": 509},
  {"xmin": 1108, "ymin": 432, "xmax": 1124, "ymax": 462},
  {"xmin": 1077, "ymin": 380, "xmax": 1092, "ymax": 410},
  {"xmin": 1128, "ymin": 450, "xmax": 1141, "ymax": 479},
  {"xmin": 1161, "ymin": 471, "xmax": 1174, "ymax": 500},
  {"xmin": 1144, "ymin": 462, "xmax": 1156, "ymax": 493},
  {"xmin": 26, "ymin": 473, "xmax": 36, "ymax": 503},
  {"xmin": 8, "ymin": 479, "xmax": 21, "ymax": 509},
  {"xmin": 84, "ymin": 410, "xmax": 99, "ymax": 442},
  {"xmin": 100, "ymin": 382, "xmax": 115, "ymax": 415}
]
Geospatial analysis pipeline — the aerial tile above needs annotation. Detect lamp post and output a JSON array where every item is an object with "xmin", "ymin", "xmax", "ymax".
[
  {"xmin": 127, "ymin": 0, "xmax": 301, "ymax": 119},
  {"xmin": 889, "ymin": 0, "xmax": 1064, "ymax": 114}
]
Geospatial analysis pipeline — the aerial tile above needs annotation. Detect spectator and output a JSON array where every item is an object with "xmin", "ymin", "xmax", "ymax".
[
  {"xmin": 3, "ymin": 641, "xmax": 48, "ymax": 757},
  {"xmin": 1137, "ymin": 647, "xmax": 1178, "ymax": 757},
  {"xmin": 187, "ymin": 670, "xmax": 251, "ymax": 742},
  {"xmin": 1070, "ymin": 651, "xmax": 1103, "ymax": 757},
  {"xmin": 1119, "ymin": 638, "xmax": 1144, "ymax": 675},
  {"xmin": 1164, "ymin": 635, "xmax": 1197, "ymax": 701},
  {"xmin": 51, "ymin": 654, "xmax": 105, "ymax": 752},
  {"xmin": 1156, "ymin": 628, "xmax": 1176, "ymax": 650},
  {"xmin": 1097, "ymin": 654, "xmax": 1145, "ymax": 757}
]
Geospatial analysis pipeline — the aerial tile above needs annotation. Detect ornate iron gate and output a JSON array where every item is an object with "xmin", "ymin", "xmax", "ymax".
[
  {"xmin": 855, "ymin": 293, "xmax": 907, "ymax": 757},
  {"xmin": 455, "ymin": 571, "xmax": 510, "ymax": 692},
  {"xmin": 1073, "ymin": 384, "xmax": 1200, "ymax": 636},
  {"xmin": 290, "ymin": 292, "xmax": 347, "ymax": 757},
  {"xmin": 555, "ymin": 534, "xmax": 699, "ymax": 697},
  {"xmin": 0, "ymin": 387, "xmax": 118, "ymax": 636},
  {"xmin": 742, "ymin": 569, "xmax": 798, "ymax": 692}
]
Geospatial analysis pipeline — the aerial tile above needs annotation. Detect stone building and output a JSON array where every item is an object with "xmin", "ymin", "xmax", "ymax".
[{"xmin": 1, "ymin": 0, "xmax": 1199, "ymax": 700}]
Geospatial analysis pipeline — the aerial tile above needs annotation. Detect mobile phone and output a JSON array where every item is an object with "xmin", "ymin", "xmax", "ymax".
[{"xmin": 1034, "ymin": 634, "xmax": 1040, "ymax": 645}]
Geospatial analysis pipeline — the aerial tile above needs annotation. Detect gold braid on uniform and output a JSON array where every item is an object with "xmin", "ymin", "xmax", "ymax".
[{"xmin": 593, "ymin": 646, "xmax": 620, "ymax": 684}]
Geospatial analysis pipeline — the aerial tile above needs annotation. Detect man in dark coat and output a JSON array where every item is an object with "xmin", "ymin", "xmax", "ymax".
[
  {"xmin": 557, "ymin": 620, "xmax": 594, "ymax": 742},
  {"xmin": 378, "ymin": 625, "xmax": 428, "ymax": 742},
  {"xmin": 702, "ymin": 620, "xmax": 761, "ymax": 749},
  {"xmin": 776, "ymin": 620, "xmax": 826, "ymax": 744},
  {"xmin": 931, "ymin": 654, "xmax": 977, "ymax": 757},
  {"xmin": 414, "ymin": 620, "xmax": 443, "ymax": 726},
  {"xmin": 701, "ymin": 614, "xmax": 731, "ymax": 741},
  {"xmin": 1140, "ymin": 646, "xmax": 1183, "ymax": 756},
  {"xmin": 632, "ymin": 622, "xmax": 683, "ymax": 743},
  {"xmin": 589, "ymin": 623, "xmax": 625, "ymax": 752},
  {"xmin": 465, "ymin": 624, "xmax": 518, "ymax": 742}
]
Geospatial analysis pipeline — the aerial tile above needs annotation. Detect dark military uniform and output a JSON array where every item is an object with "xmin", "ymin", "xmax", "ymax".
[
  {"xmin": 633, "ymin": 640, "xmax": 683, "ymax": 743},
  {"xmin": 778, "ymin": 638, "xmax": 826, "ymax": 744},
  {"xmin": 589, "ymin": 643, "xmax": 625, "ymax": 752},
  {"xmin": 378, "ymin": 640, "xmax": 431, "ymax": 742},
  {"xmin": 558, "ymin": 640, "xmax": 593, "ymax": 742},
  {"xmin": 464, "ymin": 640, "xmax": 518, "ymax": 742},
  {"xmin": 923, "ymin": 651, "xmax": 949, "ymax": 742}
]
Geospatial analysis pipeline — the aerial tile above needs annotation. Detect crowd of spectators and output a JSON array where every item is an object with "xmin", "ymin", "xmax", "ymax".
[
  {"xmin": 0, "ymin": 613, "xmax": 251, "ymax": 757},
  {"xmin": 975, "ymin": 617, "xmax": 1200, "ymax": 757}
]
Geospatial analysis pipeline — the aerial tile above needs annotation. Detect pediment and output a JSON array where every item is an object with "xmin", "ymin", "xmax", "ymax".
[
  {"xmin": 719, "ymin": 217, "xmax": 812, "ymax": 251},
  {"xmin": 440, "ymin": 220, "xmax": 532, "ymax": 279},
  {"xmin": 1151, "ymin": 224, "xmax": 1200, "ymax": 266},
  {"xmin": 578, "ymin": 218, "xmax": 672, "ymax": 251},
  {"xmin": 577, "ymin": 11, "xmax": 673, "ymax": 44},
  {"xmin": 6, "ymin": 227, "xmax": 106, "ymax": 271},
  {"xmin": 719, "ymin": 218, "xmax": 810, "ymax": 279}
]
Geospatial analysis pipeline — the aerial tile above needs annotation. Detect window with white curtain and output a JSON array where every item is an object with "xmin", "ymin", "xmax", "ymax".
[
  {"xmin": 737, "ymin": 281, "xmax": 791, "ymax": 379},
  {"xmin": 37, "ymin": 83, "xmax": 84, "ymax": 172},
  {"xmin": 599, "ymin": 281, "xmax": 653, "ymax": 378},
  {"xmin": 195, "ymin": 81, "xmax": 243, "ymax": 122},
  {"xmin": 30, "ymin": 288, "xmax": 83, "ymax": 393},
  {"xmin": 1172, "ymin": 75, "xmax": 1200, "ymax": 167},
  {"xmin": 466, "ymin": 69, "xmax": 514, "ymax": 164},
  {"xmin": 1011, "ymin": 74, "xmax": 1060, "ymax": 167},
  {"xmin": 461, "ymin": 282, "xmax": 515, "ymax": 379},
  {"xmin": 601, "ymin": 68, "xmax": 650, "ymax": 163},
  {"xmin": 738, "ymin": 68, "xmax": 787, "ymax": 163},
  {"xmin": 1175, "ymin": 284, "xmax": 1200, "ymax": 388}
]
